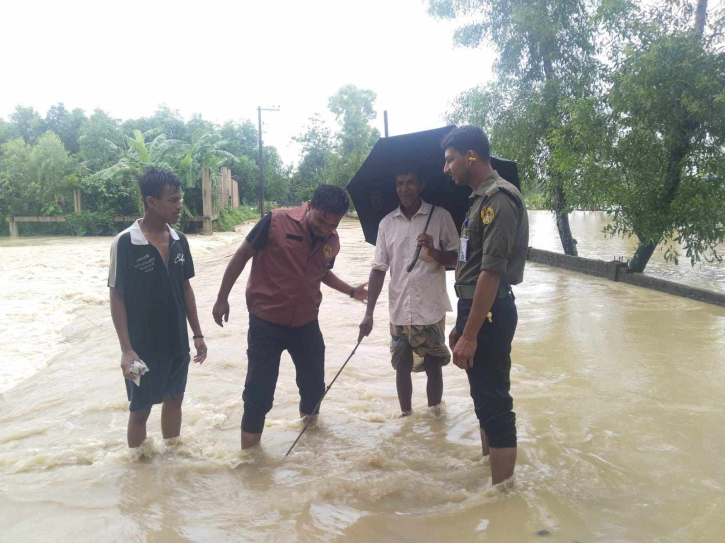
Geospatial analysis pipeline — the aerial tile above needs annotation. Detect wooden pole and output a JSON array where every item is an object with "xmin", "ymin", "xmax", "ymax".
[
  {"xmin": 202, "ymin": 167, "xmax": 213, "ymax": 235},
  {"xmin": 73, "ymin": 188, "xmax": 83, "ymax": 213}
]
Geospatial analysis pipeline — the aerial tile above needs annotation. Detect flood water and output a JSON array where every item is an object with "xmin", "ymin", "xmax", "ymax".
[{"xmin": 1, "ymin": 211, "xmax": 724, "ymax": 542}]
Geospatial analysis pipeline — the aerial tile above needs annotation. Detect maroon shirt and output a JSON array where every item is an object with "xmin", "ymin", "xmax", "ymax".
[{"xmin": 246, "ymin": 206, "xmax": 340, "ymax": 327}]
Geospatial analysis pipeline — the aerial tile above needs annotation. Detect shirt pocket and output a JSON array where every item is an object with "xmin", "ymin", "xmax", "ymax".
[{"xmin": 467, "ymin": 215, "xmax": 483, "ymax": 250}]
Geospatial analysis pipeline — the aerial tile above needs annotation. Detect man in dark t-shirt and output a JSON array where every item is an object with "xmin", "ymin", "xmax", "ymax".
[{"xmin": 109, "ymin": 168, "xmax": 207, "ymax": 448}]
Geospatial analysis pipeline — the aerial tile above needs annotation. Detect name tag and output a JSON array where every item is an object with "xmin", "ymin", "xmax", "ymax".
[{"xmin": 459, "ymin": 237, "xmax": 468, "ymax": 262}]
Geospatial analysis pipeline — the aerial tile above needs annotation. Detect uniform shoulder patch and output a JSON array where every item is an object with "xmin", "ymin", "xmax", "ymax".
[
  {"xmin": 324, "ymin": 244, "xmax": 333, "ymax": 259},
  {"xmin": 481, "ymin": 206, "xmax": 495, "ymax": 225}
]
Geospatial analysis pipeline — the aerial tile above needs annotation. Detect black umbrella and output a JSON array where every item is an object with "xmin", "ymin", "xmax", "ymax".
[{"xmin": 347, "ymin": 125, "xmax": 519, "ymax": 245}]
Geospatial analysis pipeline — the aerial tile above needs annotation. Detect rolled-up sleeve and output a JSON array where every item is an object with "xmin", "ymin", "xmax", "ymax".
[
  {"xmin": 439, "ymin": 210, "xmax": 460, "ymax": 253},
  {"xmin": 371, "ymin": 220, "xmax": 390, "ymax": 272},
  {"xmin": 480, "ymin": 193, "xmax": 519, "ymax": 275}
]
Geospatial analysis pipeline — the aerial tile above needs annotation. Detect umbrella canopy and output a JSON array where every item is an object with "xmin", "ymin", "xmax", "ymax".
[{"xmin": 347, "ymin": 125, "xmax": 519, "ymax": 245}]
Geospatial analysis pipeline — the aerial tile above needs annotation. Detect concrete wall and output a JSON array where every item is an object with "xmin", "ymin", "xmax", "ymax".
[{"xmin": 527, "ymin": 248, "xmax": 725, "ymax": 308}]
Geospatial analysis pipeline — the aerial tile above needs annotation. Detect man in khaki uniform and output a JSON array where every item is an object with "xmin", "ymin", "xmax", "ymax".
[{"xmin": 441, "ymin": 126, "xmax": 529, "ymax": 485}]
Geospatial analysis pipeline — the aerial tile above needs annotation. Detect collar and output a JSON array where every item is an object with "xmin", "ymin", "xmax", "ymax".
[
  {"xmin": 392, "ymin": 199, "xmax": 432, "ymax": 219},
  {"xmin": 289, "ymin": 205, "xmax": 336, "ymax": 242},
  {"xmin": 288, "ymin": 205, "xmax": 307, "ymax": 223},
  {"xmin": 469, "ymin": 170, "xmax": 500, "ymax": 199},
  {"xmin": 129, "ymin": 219, "xmax": 180, "ymax": 246}
]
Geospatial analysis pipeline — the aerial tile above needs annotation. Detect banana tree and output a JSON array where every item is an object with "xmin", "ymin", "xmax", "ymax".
[
  {"xmin": 88, "ymin": 129, "xmax": 182, "ymax": 182},
  {"xmin": 177, "ymin": 130, "xmax": 238, "ymax": 188},
  {"xmin": 176, "ymin": 130, "xmax": 239, "ymax": 219}
]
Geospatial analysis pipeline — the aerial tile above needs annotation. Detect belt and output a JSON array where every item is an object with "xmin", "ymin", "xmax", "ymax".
[{"xmin": 454, "ymin": 283, "xmax": 511, "ymax": 300}]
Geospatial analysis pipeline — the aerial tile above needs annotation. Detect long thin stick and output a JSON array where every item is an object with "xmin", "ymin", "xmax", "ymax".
[{"xmin": 285, "ymin": 339, "xmax": 363, "ymax": 457}]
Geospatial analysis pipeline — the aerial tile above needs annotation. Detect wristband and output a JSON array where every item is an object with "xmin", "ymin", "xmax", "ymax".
[
  {"xmin": 349, "ymin": 286, "xmax": 356, "ymax": 298},
  {"xmin": 193, "ymin": 335, "xmax": 204, "ymax": 339}
]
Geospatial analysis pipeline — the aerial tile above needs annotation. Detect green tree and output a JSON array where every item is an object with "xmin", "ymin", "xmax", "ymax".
[
  {"xmin": 291, "ymin": 114, "xmax": 335, "ymax": 203},
  {"xmin": 79, "ymin": 109, "xmax": 124, "ymax": 173},
  {"xmin": 219, "ymin": 120, "xmax": 260, "ymax": 204},
  {"xmin": 122, "ymin": 105, "xmax": 188, "ymax": 142},
  {"xmin": 553, "ymin": 0, "xmax": 725, "ymax": 270},
  {"xmin": 10, "ymin": 105, "xmax": 45, "ymax": 145},
  {"xmin": 185, "ymin": 114, "xmax": 216, "ymax": 141},
  {"xmin": 428, "ymin": 0, "xmax": 609, "ymax": 255},
  {"xmin": 44, "ymin": 103, "xmax": 87, "ymax": 154},
  {"xmin": 89, "ymin": 129, "xmax": 182, "ymax": 183},
  {"xmin": 0, "ymin": 133, "xmax": 71, "ymax": 218},
  {"xmin": 149, "ymin": 104, "xmax": 188, "ymax": 141},
  {"xmin": 29, "ymin": 132, "xmax": 71, "ymax": 215},
  {"xmin": 0, "ymin": 138, "xmax": 34, "ymax": 218},
  {"xmin": 261, "ymin": 146, "xmax": 291, "ymax": 204},
  {"xmin": 82, "ymin": 126, "xmax": 180, "ymax": 216},
  {"xmin": 234, "ymin": 155, "xmax": 260, "ymax": 205},
  {"xmin": 327, "ymin": 84, "xmax": 380, "ymax": 194},
  {"xmin": 0, "ymin": 118, "xmax": 19, "ymax": 146}
]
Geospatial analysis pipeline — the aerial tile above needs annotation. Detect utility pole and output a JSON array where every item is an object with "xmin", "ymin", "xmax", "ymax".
[
  {"xmin": 257, "ymin": 105, "xmax": 280, "ymax": 218},
  {"xmin": 384, "ymin": 110, "xmax": 389, "ymax": 137}
]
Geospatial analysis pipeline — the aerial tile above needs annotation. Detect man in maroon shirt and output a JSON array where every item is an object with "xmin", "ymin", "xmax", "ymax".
[{"xmin": 213, "ymin": 185, "xmax": 367, "ymax": 449}]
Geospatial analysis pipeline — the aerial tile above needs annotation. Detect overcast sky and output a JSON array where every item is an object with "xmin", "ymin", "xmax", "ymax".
[{"xmin": 1, "ymin": 0, "xmax": 496, "ymax": 164}]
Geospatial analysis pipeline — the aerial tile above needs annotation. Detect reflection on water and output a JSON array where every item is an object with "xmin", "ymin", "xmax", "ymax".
[
  {"xmin": 1, "ymin": 214, "xmax": 724, "ymax": 542},
  {"xmin": 530, "ymin": 210, "xmax": 725, "ymax": 293}
]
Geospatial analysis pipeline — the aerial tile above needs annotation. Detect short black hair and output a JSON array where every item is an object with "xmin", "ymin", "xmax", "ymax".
[
  {"xmin": 310, "ymin": 184, "xmax": 349, "ymax": 215},
  {"xmin": 138, "ymin": 167, "xmax": 182, "ymax": 209},
  {"xmin": 440, "ymin": 126, "xmax": 491, "ymax": 161},
  {"xmin": 394, "ymin": 159, "xmax": 423, "ymax": 185}
]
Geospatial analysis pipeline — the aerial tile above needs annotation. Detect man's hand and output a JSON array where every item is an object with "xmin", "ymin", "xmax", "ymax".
[
  {"xmin": 120, "ymin": 349, "xmax": 141, "ymax": 381},
  {"xmin": 417, "ymin": 233, "xmax": 435, "ymax": 256},
  {"xmin": 452, "ymin": 334, "xmax": 477, "ymax": 370},
  {"xmin": 212, "ymin": 298, "xmax": 230, "ymax": 327},
  {"xmin": 358, "ymin": 314, "xmax": 374, "ymax": 342},
  {"xmin": 193, "ymin": 338, "xmax": 207, "ymax": 364},
  {"xmin": 449, "ymin": 327, "xmax": 460, "ymax": 350},
  {"xmin": 353, "ymin": 282, "xmax": 369, "ymax": 303}
]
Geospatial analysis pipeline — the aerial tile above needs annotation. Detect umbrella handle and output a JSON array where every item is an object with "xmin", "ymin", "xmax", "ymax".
[
  {"xmin": 407, "ymin": 246, "xmax": 422, "ymax": 273},
  {"xmin": 406, "ymin": 205, "xmax": 436, "ymax": 273}
]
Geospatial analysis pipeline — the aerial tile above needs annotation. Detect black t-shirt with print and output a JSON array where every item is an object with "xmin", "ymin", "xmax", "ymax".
[{"xmin": 109, "ymin": 222, "xmax": 195, "ymax": 361}]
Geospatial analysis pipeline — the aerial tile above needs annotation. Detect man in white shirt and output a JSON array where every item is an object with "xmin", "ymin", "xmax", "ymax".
[{"xmin": 358, "ymin": 167, "xmax": 459, "ymax": 415}]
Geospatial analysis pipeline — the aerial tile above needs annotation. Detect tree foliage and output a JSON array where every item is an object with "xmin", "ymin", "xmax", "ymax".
[
  {"xmin": 430, "ymin": 0, "xmax": 724, "ymax": 270},
  {"xmin": 1, "ymin": 85, "xmax": 381, "ymax": 231},
  {"xmin": 430, "ymin": 0, "xmax": 613, "ymax": 255},
  {"xmin": 551, "ymin": 0, "xmax": 725, "ymax": 268}
]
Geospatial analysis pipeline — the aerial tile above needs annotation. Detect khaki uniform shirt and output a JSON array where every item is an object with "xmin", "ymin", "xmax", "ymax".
[{"xmin": 455, "ymin": 170, "xmax": 529, "ymax": 286}]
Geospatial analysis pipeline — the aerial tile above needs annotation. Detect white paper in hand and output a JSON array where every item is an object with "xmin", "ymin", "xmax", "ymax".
[{"xmin": 129, "ymin": 360, "xmax": 149, "ymax": 386}]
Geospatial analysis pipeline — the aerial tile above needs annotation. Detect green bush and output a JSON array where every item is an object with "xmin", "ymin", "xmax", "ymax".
[
  {"xmin": 65, "ymin": 211, "xmax": 117, "ymax": 236},
  {"xmin": 216, "ymin": 205, "xmax": 261, "ymax": 232}
]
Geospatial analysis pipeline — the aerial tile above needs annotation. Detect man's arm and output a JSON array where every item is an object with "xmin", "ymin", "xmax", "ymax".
[
  {"xmin": 451, "ymin": 270, "xmax": 500, "ymax": 369},
  {"xmin": 109, "ymin": 287, "xmax": 138, "ymax": 381},
  {"xmin": 183, "ymin": 280, "xmax": 207, "ymax": 364},
  {"xmin": 212, "ymin": 240, "xmax": 256, "ymax": 327},
  {"xmin": 358, "ymin": 268, "xmax": 386, "ymax": 341},
  {"xmin": 321, "ymin": 270, "xmax": 368, "ymax": 302},
  {"xmin": 417, "ymin": 233, "xmax": 458, "ymax": 268},
  {"xmin": 418, "ymin": 211, "xmax": 459, "ymax": 268}
]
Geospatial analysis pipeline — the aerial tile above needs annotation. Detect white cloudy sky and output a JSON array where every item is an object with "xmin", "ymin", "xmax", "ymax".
[{"xmin": 1, "ymin": 0, "xmax": 496, "ymax": 163}]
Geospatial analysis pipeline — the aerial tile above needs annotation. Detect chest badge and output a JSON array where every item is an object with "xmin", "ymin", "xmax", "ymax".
[
  {"xmin": 324, "ymin": 244, "xmax": 333, "ymax": 259},
  {"xmin": 481, "ymin": 206, "xmax": 495, "ymax": 225}
]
